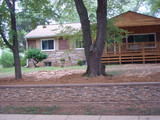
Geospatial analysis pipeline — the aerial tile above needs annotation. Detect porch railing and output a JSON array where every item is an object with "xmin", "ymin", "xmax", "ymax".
[{"xmin": 102, "ymin": 41, "xmax": 160, "ymax": 64}]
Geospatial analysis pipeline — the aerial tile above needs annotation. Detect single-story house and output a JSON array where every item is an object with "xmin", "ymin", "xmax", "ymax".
[
  {"xmin": 25, "ymin": 23, "xmax": 85, "ymax": 67},
  {"xmin": 102, "ymin": 11, "xmax": 160, "ymax": 64},
  {"xmin": 25, "ymin": 11, "xmax": 160, "ymax": 67}
]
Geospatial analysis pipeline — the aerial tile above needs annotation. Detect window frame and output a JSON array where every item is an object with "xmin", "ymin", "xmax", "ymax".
[
  {"xmin": 41, "ymin": 38, "xmax": 55, "ymax": 51},
  {"xmin": 74, "ymin": 40, "xmax": 84, "ymax": 49},
  {"xmin": 126, "ymin": 33, "xmax": 156, "ymax": 49}
]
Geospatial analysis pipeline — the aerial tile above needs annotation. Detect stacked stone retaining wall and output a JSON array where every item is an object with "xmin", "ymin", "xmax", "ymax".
[{"xmin": 0, "ymin": 82, "xmax": 160, "ymax": 107}]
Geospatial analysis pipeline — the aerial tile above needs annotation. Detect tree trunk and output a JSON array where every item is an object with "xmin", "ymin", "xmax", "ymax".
[
  {"xmin": 6, "ymin": 0, "xmax": 22, "ymax": 79},
  {"xmin": 13, "ymin": 48, "xmax": 22, "ymax": 79},
  {"xmin": 74, "ymin": 0, "xmax": 107, "ymax": 77}
]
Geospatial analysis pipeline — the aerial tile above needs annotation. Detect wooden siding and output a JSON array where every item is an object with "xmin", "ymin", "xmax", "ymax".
[
  {"xmin": 102, "ymin": 41, "xmax": 160, "ymax": 64},
  {"xmin": 120, "ymin": 25, "xmax": 160, "ymax": 34},
  {"xmin": 114, "ymin": 11, "xmax": 160, "ymax": 27}
]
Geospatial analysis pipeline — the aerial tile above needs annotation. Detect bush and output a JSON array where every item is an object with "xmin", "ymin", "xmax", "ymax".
[
  {"xmin": 60, "ymin": 58, "xmax": 65, "ymax": 68},
  {"xmin": 60, "ymin": 58, "xmax": 65, "ymax": 62},
  {"xmin": 1, "ymin": 49, "xmax": 14, "ymax": 68},
  {"xmin": 25, "ymin": 49, "xmax": 48, "ymax": 67},
  {"xmin": 20, "ymin": 57, "xmax": 26, "ymax": 66},
  {"xmin": 77, "ymin": 60, "xmax": 83, "ymax": 66}
]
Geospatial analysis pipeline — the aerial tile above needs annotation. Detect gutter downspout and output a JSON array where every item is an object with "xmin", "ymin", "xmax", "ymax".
[{"xmin": 24, "ymin": 38, "xmax": 29, "ymax": 67}]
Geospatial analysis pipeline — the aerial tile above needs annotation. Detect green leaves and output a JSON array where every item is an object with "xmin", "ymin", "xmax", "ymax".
[
  {"xmin": 55, "ymin": 19, "xmax": 128, "ymax": 48},
  {"xmin": 1, "ymin": 49, "xmax": 14, "ymax": 68},
  {"xmin": 107, "ymin": 19, "xmax": 128, "ymax": 45},
  {"xmin": 25, "ymin": 48, "xmax": 48, "ymax": 63}
]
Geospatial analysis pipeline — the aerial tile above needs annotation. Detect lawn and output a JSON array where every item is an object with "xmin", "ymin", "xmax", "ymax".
[
  {"xmin": 0, "ymin": 64, "xmax": 160, "ymax": 85},
  {"xmin": 0, "ymin": 65, "xmax": 87, "ymax": 78}
]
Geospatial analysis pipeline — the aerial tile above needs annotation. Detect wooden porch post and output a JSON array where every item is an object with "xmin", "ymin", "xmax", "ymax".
[
  {"xmin": 119, "ymin": 45, "xmax": 122, "ymax": 64},
  {"xmin": 142, "ymin": 42, "xmax": 145, "ymax": 64}
]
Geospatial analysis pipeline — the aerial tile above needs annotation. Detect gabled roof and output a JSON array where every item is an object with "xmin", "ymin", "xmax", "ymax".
[
  {"xmin": 25, "ymin": 11, "xmax": 160, "ymax": 39},
  {"xmin": 25, "ymin": 23, "xmax": 81, "ymax": 39},
  {"xmin": 113, "ymin": 11, "xmax": 160, "ymax": 27}
]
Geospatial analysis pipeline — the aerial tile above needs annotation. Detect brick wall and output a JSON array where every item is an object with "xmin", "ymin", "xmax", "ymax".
[
  {"xmin": 0, "ymin": 82, "xmax": 160, "ymax": 107},
  {"xmin": 59, "ymin": 39, "xmax": 69, "ymax": 50}
]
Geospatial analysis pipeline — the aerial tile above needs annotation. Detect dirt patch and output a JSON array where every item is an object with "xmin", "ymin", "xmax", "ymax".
[{"xmin": 0, "ymin": 64, "xmax": 160, "ymax": 85}]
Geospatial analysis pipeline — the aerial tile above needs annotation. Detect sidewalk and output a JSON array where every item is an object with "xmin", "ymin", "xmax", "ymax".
[{"xmin": 0, "ymin": 114, "xmax": 160, "ymax": 120}]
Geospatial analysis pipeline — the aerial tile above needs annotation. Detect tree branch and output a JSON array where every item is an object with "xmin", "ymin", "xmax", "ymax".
[
  {"xmin": 5, "ymin": 0, "xmax": 12, "ymax": 10},
  {"xmin": 0, "ymin": 27, "xmax": 13, "ymax": 50}
]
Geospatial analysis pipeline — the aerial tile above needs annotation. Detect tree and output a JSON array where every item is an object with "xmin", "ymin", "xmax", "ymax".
[
  {"xmin": 0, "ymin": 0, "xmax": 22, "ymax": 79},
  {"xmin": 25, "ymin": 49, "xmax": 48, "ymax": 67},
  {"xmin": 56, "ymin": 0, "xmax": 128, "ymax": 76},
  {"xmin": 73, "ymin": 0, "xmax": 107, "ymax": 77},
  {"xmin": 0, "ymin": 0, "xmax": 57, "ymax": 79}
]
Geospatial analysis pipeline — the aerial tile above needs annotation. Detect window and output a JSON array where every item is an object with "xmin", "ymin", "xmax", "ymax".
[
  {"xmin": 41, "ymin": 39, "xmax": 54, "ymax": 50},
  {"xmin": 127, "ymin": 33, "xmax": 156, "ymax": 49},
  {"xmin": 127, "ymin": 34, "xmax": 155, "ymax": 43},
  {"xmin": 44, "ymin": 62, "xmax": 51, "ymax": 67},
  {"xmin": 75, "ymin": 40, "xmax": 84, "ymax": 48}
]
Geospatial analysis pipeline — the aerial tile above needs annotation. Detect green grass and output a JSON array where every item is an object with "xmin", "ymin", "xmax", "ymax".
[
  {"xmin": 1, "ymin": 106, "xmax": 160, "ymax": 115},
  {"xmin": 0, "ymin": 65, "xmax": 87, "ymax": 78},
  {"xmin": 0, "ymin": 64, "xmax": 123, "ymax": 78},
  {"xmin": 0, "ymin": 106, "xmax": 61, "ymax": 114}
]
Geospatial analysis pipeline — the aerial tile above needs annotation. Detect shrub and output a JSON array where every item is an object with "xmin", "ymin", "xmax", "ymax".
[
  {"xmin": 60, "ymin": 58, "xmax": 65, "ymax": 68},
  {"xmin": 60, "ymin": 58, "xmax": 65, "ymax": 62},
  {"xmin": 25, "ymin": 49, "xmax": 48, "ymax": 67},
  {"xmin": 77, "ymin": 60, "xmax": 83, "ymax": 66},
  {"xmin": 1, "ymin": 49, "xmax": 14, "ymax": 68},
  {"xmin": 20, "ymin": 57, "xmax": 26, "ymax": 66}
]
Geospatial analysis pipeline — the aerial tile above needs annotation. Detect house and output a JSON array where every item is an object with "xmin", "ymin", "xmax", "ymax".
[
  {"xmin": 25, "ymin": 11, "xmax": 160, "ymax": 67},
  {"xmin": 25, "ymin": 23, "xmax": 85, "ymax": 67},
  {"xmin": 102, "ymin": 11, "xmax": 160, "ymax": 64}
]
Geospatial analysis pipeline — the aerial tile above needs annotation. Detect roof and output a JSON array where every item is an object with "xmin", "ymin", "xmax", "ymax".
[
  {"xmin": 25, "ymin": 23, "xmax": 81, "ymax": 39},
  {"xmin": 25, "ymin": 11, "xmax": 160, "ymax": 39},
  {"xmin": 113, "ymin": 11, "xmax": 160, "ymax": 27}
]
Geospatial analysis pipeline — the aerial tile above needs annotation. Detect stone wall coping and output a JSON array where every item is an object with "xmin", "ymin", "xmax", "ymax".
[{"xmin": 0, "ymin": 82, "xmax": 160, "ymax": 88}]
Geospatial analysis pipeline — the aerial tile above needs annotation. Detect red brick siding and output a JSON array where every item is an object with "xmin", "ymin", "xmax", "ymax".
[{"xmin": 59, "ymin": 39, "xmax": 69, "ymax": 50}]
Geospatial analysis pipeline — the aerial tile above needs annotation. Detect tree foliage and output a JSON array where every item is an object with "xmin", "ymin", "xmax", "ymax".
[
  {"xmin": 25, "ymin": 49, "xmax": 48, "ymax": 67},
  {"xmin": 56, "ymin": 20, "xmax": 128, "ymax": 50},
  {"xmin": 1, "ymin": 49, "xmax": 14, "ymax": 68},
  {"xmin": 147, "ymin": 0, "xmax": 160, "ymax": 17},
  {"xmin": 0, "ymin": 0, "xmax": 58, "ymax": 79}
]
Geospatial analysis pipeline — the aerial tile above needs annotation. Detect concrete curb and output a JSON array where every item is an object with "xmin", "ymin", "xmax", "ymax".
[
  {"xmin": 0, "ymin": 114, "xmax": 160, "ymax": 120},
  {"xmin": 0, "ymin": 82, "xmax": 160, "ymax": 88}
]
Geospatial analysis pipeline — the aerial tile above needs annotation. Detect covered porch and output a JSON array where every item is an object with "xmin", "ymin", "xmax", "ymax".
[{"xmin": 102, "ymin": 41, "xmax": 160, "ymax": 64}]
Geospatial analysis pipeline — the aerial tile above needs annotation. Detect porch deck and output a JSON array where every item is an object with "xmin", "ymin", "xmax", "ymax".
[{"xmin": 102, "ymin": 41, "xmax": 160, "ymax": 64}]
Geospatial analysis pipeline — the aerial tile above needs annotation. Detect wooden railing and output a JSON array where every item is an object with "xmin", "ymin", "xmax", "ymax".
[{"xmin": 102, "ymin": 41, "xmax": 160, "ymax": 64}]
